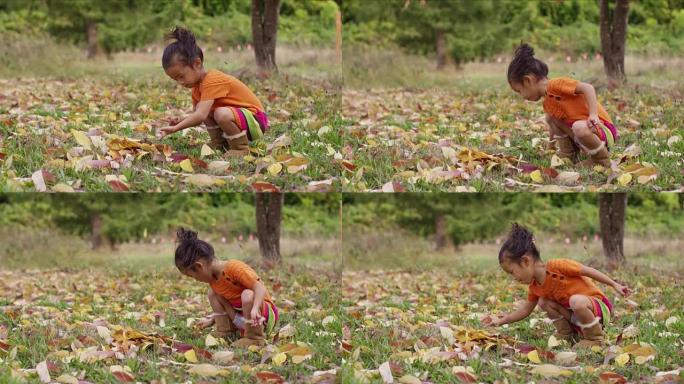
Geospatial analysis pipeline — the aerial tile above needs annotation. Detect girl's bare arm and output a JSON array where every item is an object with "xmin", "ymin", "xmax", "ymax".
[{"xmin": 580, "ymin": 266, "xmax": 631, "ymax": 296}]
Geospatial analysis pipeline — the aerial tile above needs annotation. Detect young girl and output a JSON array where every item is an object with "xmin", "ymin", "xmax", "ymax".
[
  {"xmin": 507, "ymin": 44, "xmax": 617, "ymax": 167},
  {"xmin": 159, "ymin": 27, "xmax": 269, "ymax": 157},
  {"xmin": 174, "ymin": 228, "xmax": 279, "ymax": 347},
  {"xmin": 483, "ymin": 224, "xmax": 631, "ymax": 348}
]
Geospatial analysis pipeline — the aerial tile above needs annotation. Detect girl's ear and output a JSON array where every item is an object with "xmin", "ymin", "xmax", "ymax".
[
  {"xmin": 520, "ymin": 254, "xmax": 530, "ymax": 267},
  {"xmin": 523, "ymin": 74, "xmax": 536, "ymax": 87},
  {"xmin": 192, "ymin": 57, "xmax": 202, "ymax": 70},
  {"xmin": 191, "ymin": 261, "xmax": 203, "ymax": 272}
]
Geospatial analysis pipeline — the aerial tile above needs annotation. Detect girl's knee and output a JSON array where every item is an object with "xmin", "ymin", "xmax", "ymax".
[
  {"xmin": 569, "ymin": 295, "xmax": 590, "ymax": 310},
  {"xmin": 241, "ymin": 289, "xmax": 254, "ymax": 303},
  {"xmin": 571, "ymin": 121, "xmax": 592, "ymax": 138},
  {"xmin": 213, "ymin": 108, "xmax": 234, "ymax": 124}
]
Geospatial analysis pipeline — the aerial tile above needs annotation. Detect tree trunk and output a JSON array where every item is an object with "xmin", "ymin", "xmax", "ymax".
[
  {"xmin": 85, "ymin": 20, "xmax": 99, "ymax": 59},
  {"xmin": 251, "ymin": 0, "xmax": 281, "ymax": 76},
  {"xmin": 434, "ymin": 214, "xmax": 452, "ymax": 250},
  {"xmin": 90, "ymin": 212, "xmax": 103, "ymax": 249},
  {"xmin": 599, "ymin": 0, "xmax": 630, "ymax": 87},
  {"xmin": 598, "ymin": 193, "xmax": 627, "ymax": 270},
  {"xmin": 255, "ymin": 193, "xmax": 283, "ymax": 269},
  {"xmin": 435, "ymin": 29, "xmax": 447, "ymax": 70}
]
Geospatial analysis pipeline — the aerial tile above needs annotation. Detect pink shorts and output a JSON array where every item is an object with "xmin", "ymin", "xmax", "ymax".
[{"xmin": 564, "ymin": 118, "xmax": 618, "ymax": 148}]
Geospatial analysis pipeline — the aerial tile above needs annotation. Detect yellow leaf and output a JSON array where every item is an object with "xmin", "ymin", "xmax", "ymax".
[
  {"xmin": 272, "ymin": 352, "xmax": 287, "ymax": 366},
  {"xmin": 550, "ymin": 154, "xmax": 564, "ymax": 168},
  {"xmin": 205, "ymin": 334, "xmax": 219, "ymax": 347},
  {"xmin": 617, "ymin": 173, "xmax": 632, "ymax": 186},
  {"xmin": 188, "ymin": 363, "xmax": 227, "ymax": 377},
  {"xmin": 398, "ymin": 375, "xmax": 422, "ymax": 384},
  {"xmin": 527, "ymin": 350, "xmax": 542, "ymax": 364},
  {"xmin": 213, "ymin": 351, "xmax": 234, "ymax": 364},
  {"xmin": 52, "ymin": 183, "xmax": 75, "ymax": 193},
  {"xmin": 71, "ymin": 130, "xmax": 92, "ymax": 149},
  {"xmin": 200, "ymin": 144, "xmax": 215, "ymax": 158},
  {"xmin": 267, "ymin": 162, "xmax": 283, "ymax": 176},
  {"xmin": 530, "ymin": 170, "xmax": 544, "ymax": 183},
  {"xmin": 55, "ymin": 374, "xmax": 79, "ymax": 384},
  {"xmin": 179, "ymin": 159, "xmax": 194, "ymax": 173},
  {"xmin": 187, "ymin": 174, "xmax": 216, "ymax": 187},
  {"xmin": 530, "ymin": 364, "xmax": 574, "ymax": 377},
  {"xmin": 615, "ymin": 353, "xmax": 630, "ymax": 367},
  {"xmin": 291, "ymin": 354, "xmax": 311, "ymax": 364},
  {"xmin": 184, "ymin": 349, "xmax": 198, "ymax": 363},
  {"xmin": 548, "ymin": 335, "xmax": 560, "ymax": 348}
]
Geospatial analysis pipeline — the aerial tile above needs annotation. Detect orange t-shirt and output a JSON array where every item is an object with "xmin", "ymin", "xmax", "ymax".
[
  {"xmin": 191, "ymin": 69, "xmax": 264, "ymax": 114},
  {"xmin": 210, "ymin": 259, "xmax": 273, "ymax": 304},
  {"xmin": 543, "ymin": 77, "xmax": 613, "ymax": 124},
  {"xmin": 527, "ymin": 258, "xmax": 605, "ymax": 307}
]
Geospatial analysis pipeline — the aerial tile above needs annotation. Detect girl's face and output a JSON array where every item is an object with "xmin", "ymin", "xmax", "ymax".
[
  {"xmin": 181, "ymin": 259, "xmax": 215, "ymax": 283},
  {"xmin": 510, "ymin": 75, "xmax": 545, "ymax": 102},
  {"xmin": 500, "ymin": 254, "xmax": 536, "ymax": 284},
  {"xmin": 164, "ymin": 57, "xmax": 203, "ymax": 88}
]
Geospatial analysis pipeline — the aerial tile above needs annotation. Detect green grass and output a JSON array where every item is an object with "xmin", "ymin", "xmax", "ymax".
[
  {"xmin": 0, "ymin": 48, "xmax": 343, "ymax": 192},
  {"xmin": 339, "ymin": 234, "xmax": 684, "ymax": 383},
  {"xmin": 342, "ymin": 49, "xmax": 684, "ymax": 192},
  {"xmin": 0, "ymin": 254, "xmax": 344, "ymax": 383}
]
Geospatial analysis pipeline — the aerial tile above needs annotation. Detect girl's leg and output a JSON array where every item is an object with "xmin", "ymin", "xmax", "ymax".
[
  {"xmin": 204, "ymin": 116, "xmax": 229, "ymax": 151},
  {"xmin": 546, "ymin": 115, "xmax": 578, "ymax": 162},
  {"xmin": 232, "ymin": 289, "xmax": 266, "ymax": 347},
  {"xmin": 538, "ymin": 298, "xmax": 577, "ymax": 342},
  {"xmin": 570, "ymin": 120, "xmax": 610, "ymax": 167},
  {"xmin": 569, "ymin": 294, "xmax": 605, "ymax": 347},
  {"xmin": 213, "ymin": 107, "xmax": 249, "ymax": 157},
  {"xmin": 207, "ymin": 288, "xmax": 238, "ymax": 336}
]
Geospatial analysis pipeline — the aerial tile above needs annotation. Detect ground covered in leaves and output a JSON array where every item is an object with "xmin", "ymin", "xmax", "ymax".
[
  {"xmin": 340, "ymin": 268, "xmax": 684, "ymax": 383},
  {"xmin": 341, "ymin": 86, "xmax": 683, "ymax": 192},
  {"xmin": 0, "ymin": 267, "xmax": 344, "ymax": 383},
  {"xmin": 0, "ymin": 74, "xmax": 343, "ymax": 192}
]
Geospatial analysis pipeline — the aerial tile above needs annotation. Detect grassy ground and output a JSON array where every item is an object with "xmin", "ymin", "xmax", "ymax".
[
  {"xmin": 0, "ymin": 47, "xmax": 344, "ymax": 192},
  {"xmin": 0, "ymin": 240, "xmax": 343, "ymax": 383},
  {"xmin": 339, "ymin": 230, "xmax": 684, "ymax": 383},
  {"xmin": 342, "ymin": 49, "xmax": 684, "ymax": 192}
]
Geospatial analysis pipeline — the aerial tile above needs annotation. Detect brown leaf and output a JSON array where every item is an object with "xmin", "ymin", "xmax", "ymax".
[
  {"xmin": 108, "ymin": 180, "xmax": 130, "ymax": 192},
  {"xmin": 251, "ymin": 181, "xmax": 281, "ymax": 192},
  {"xmin": 255, "ymin": 371, "xmax": 285, "ymax": 384}
]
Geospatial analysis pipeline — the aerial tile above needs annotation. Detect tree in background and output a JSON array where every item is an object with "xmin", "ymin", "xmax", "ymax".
[
  {"xmin": 598, "ymin": 193, "xmax": 628, "ymax": 270},
  {"xmin": 252, "ymin": 0, "xmax": 281, "ymax": 75},
  {"xmin": 255, "ymin": 193, "xmax": 284, "ymax": 268},
  {"xmin": 600, "ymin": 0, "xmax": 630, "ymax": 86}
]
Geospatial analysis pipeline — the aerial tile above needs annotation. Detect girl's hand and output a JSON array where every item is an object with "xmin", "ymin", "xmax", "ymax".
[
  {"xmin": 159, "ymin": 126, "xmax": 178, "ymax": 138},
  {"xmin": 587, "ymin": 114, "xmax": 601, "ymax": 131},
  {"xmin": 250, "ymin": 307, "xmax": 265, "ymax": 327},
  {"xmin": 482, "ymin": 314, "xmax": 504, "ymax": 327},
  {"xmin": 196, "ymin": 316, "xmax": 215, "ymax": 329},
  {"xmin": 613, "ymin": 283, "xmax": 632, "ymax": 297},
  {"xmin": 166, "ymin": 116, "xmax": 182, "ymax": 126}
]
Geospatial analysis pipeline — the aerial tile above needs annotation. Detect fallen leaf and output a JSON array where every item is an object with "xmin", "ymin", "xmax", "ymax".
[
  {"xmin": 188, "ymin": 363, "xmax": 227, "ymax": 377},
  {"xmin": 548, "ymin": 335, "xmax": 560, "ymax": 348},
  {"xmin": 184, "ymin": 349, "xmax": 199, "ymax": 363},
  {"xmin": 251, "ymin": 181, "xmax": 280, "ymax": 192},
  {"xmin": 256, "ymin": 371, "xmax": 285, "ymax": 384},
  {"xmin": 615, "ymin": 353, "xmax": 630, "ymax": 367},
  {"xmin": 200, "ymin": 144, "xmax": 215, "ymax": 158},
  {"xmin": 205, "ymin": 334, "xmax": 219, "ymax": 347},
  {"xmin": 554, "ymin": 351, "xmax": 577, "ymax": 365},
  {"xmin": 527, "ymin": 349, "xmax": 542, "ymax": 364},
  {"xmin": 71, "ymin": 129, "xmax": 92, "ymax": 149},
  {"xmin": 267, "ymin": 162, "xmax": 283, "ymax": 176},
  {"xmin": 32, "ymin": 170, "xmax": 47, "ymax": 192},
  {"xmin": 213, "ymin": 350, "xmax": 234, "ymax": 364},
  {"xmin": 36, "ymin": 361, "xmax": 51, "ymax": 383},
  {"xmin": 272, "ymin": 352, "xmax": 287, "ymax": 366},
  {"xmin": 599, "ymin": 371, "xmax": 627, "ymax": 384},
  {"xmin": 186, "ymin": 174, "xmax": 218, "ymax": 187},
  {"xmin": 617, "ymin": 173, "xmax": 632, "ymax": 186},
  {"xmin": 529, "ymin": 170, "xmax": 544, "ymax": 183},
  {"xmin": 379, "ymin": 361, "xmax": 394, "ymax": 383},
  {"xmin": 530, "ymin": 364, "xmax": 573, "ymax": 378},
  {"xmin": 55, "ymin": 374, "xmax": 79, "ymax": 384},
  {"xmin": 179, "ymin": 158, "xmax": 194, "ymax": 173}
]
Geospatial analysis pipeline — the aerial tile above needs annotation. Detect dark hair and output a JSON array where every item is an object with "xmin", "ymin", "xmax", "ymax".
[
  {"xmin": 507, "ymin": 43, "xmax": 548, "ymax": 85},
  {"xmin": 162, "ymin": 26, "xmax": 204, "ymax": 69},
  {"xmin": 174, "ymin": 228, "xmax": 214, "ymax": 270},
  {"xmin": 498, "ymin": 223, "xmax": 540, "ymax": 264}
]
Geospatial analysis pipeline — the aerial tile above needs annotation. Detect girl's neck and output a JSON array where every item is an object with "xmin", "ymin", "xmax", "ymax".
[
  {"xmin": 533, "ymin": 260, "xmax": 547, "ymax": 284},
  {"xmin": 540, "ymin": 77, "xmax": 549, "ymax": 96},
  {"xmin": 210, "ymin": 259, "xmax": 226, "ymax": 281}
]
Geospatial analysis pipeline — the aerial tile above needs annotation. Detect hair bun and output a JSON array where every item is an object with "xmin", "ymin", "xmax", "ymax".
[
  {"xmin": 167, "ymin": 26, "xmax": 195, "ymax": 45},
  {"xmin": 176, "ymin": 227, "xmax": 198, "ymax": 243},
  {"xmin": 514, "ymin": 43, "xmax": 535, "ymax": 60}
]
